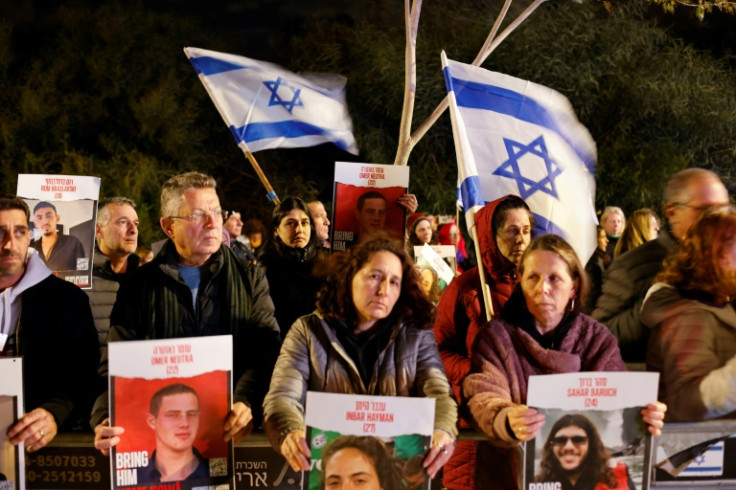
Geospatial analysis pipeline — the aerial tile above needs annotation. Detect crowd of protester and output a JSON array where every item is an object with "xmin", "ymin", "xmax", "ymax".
[{"xmin": 2, "ymin": 166, "xmax": 734, "ymax": 488}]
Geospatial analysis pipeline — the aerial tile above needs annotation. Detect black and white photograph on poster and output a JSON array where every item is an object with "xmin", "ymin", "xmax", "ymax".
[
  {"xmin": 524, "ymin": 372, "xmax": 659, "ymax": 490},
  {"xmin": 108, "ymin": 335, "xmax": 234, "ymax": 490},
  {"xmin": 304, "ymin": 392, "xmax": 435, "ymax": 490},
  {"xmin": 16, "ymin": 174, "xmax": 100, "ymax": 288},
  {"xmin": 0, "ymin": 358, "xmax": 24, "ymax": 490}
]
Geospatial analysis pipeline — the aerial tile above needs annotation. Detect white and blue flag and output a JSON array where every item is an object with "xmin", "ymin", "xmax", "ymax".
[
  {"xmin": 442, "ymin": 52, "xmax": 598, "ymax": 262},
  {"xmin": 184, "ymin": 47, "xmax": 358, "ymax": 154}
]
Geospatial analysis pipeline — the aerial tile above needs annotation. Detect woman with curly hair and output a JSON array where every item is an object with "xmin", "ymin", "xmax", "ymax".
[
  {"xmin": 641, "ymin": 206, "xmax": 736, "ymax": 421},
  {"xmin": 263, "ymin": 236, "xmax": 458, "ymax": 480},
  {"xmin": 612, "ymin": 208, "xmax": 660, "ymax": 259},
  {"xmin": 536, "ymin": 414, "xmax": 634, "ymax": 490},
  {"xmin": 320, "ymin": 435, "xmax": 402, "ymax": 490}
]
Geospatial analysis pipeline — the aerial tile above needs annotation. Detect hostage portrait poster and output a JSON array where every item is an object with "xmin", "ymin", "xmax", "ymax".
[
  {"xmin": 16, "ymin": 174, "xmax": 100, "ymax": 288},
  {"xmin": 108, "ymin": 336, "xmax": 234, "ymax": 490},
  {"xmin": 330, "ymin": 161, "xmax": 410, "ymax": 252},
  {"xmin": 0, "ymin": 358, "xmax": 23, "ymax": 490},
  {"xmin": 304, "ymin": 392, "xmax": 435, "ymax": 490},
  {"xmin": 524, "ymin": 372, "xmax": 659, "ymax": 490}
]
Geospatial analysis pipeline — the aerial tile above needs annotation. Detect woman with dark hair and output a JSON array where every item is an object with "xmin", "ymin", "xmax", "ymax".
[
  {"xmin": 263, "ymin": 236, "xmax": 457, "ymax": 480},
  {"xmin": 641, "ymin": 206, "xmax": 736, "ymax": 421},
  {"xmin": 584, "ymin": 226, "xmax": 611, "ymax": 313},
  {"xmin": 260, "ymin": 196, "xmax": 326, "ymax": 338},
  {"xmin": 408, "ymin": 215, "xmax": 437, "ymax": 248},
  {"xmin": 536, "ymin": 414, "xmax": 634, "ymax": 490},
  {"xmin": 463, "ymin": 234, "xmax": 666, "ymax": 490},
  {"xmin": 321, "ymin": 435, "xmax": 402, "ymax": 490}
]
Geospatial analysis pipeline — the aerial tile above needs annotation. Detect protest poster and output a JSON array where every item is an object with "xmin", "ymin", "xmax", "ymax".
[
  {"xmin": 109, "ymin": 336, "xmax": 234, "ymax": 490},
  {"xmin": 524, "ymin": 372, "xmax": 659, "ymax": 490},
  {"xmin": 304, "ymin": 392, "xmax": 434, "ymax": 490},
  {"xmin": 330, "ymin": 162, "xmax": 410, "ymax": 251},
  {"xmin": 0, "ymin": 358, "xmax": 24, "ymax": 490},
  {"xmin": 16, "ymin": 174, "xmax": 100, "ymax": 288}
]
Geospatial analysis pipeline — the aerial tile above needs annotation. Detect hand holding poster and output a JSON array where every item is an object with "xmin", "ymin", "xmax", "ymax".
[
  {"xmin": 525, "ymin": 372, "xmax": 659, "ymax": 490},
  {"xmin": 108, "ymin": 336, "xmax": 234, "ymax": 490},
  {"xmin": 16, "ymin": 174, "xmax": 100, "ymax": 288},
  {"xmin": 331, "ymin": 162, "xmax": 410, "ymax": 251},
  {"xmin": 305, "ymin": 392, "xmax": 434, "ymax": 490},
  {"xmin": 0, "ymin": 359, "xmax": 23, "ymax": 490}
]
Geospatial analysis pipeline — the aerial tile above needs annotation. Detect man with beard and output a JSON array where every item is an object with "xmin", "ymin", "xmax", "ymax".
[
  {"xmin": 30, "ymin": 201, "xmax": 86, "ymax": 272},
  {"xmin": 0, "ymin": 195, "xmax": 98, "ymax": 452},
  {"xmin": 535, "ymin": 414, "xmax": 634, "ymax": 490}
]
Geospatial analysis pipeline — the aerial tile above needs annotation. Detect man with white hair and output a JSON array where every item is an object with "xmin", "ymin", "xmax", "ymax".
[{"xmin": 92, "ymin": 172, "xmax": 281, "ymax": 454}]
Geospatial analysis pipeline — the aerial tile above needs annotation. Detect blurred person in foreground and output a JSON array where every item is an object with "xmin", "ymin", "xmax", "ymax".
[
  {"xmin": 593, "ymin": 168, "xmax": 729, "ymax": 362},
  {"xmin": 464, "ymin": 234, "xmax": 666, "ymax": 490},
  {"xmin": 263, "ymin": 236, "xmax": 457, "ymax": 481},
  {"xmin": 641, "ymin": 206, "xmax": 736, "ymax": 421}
]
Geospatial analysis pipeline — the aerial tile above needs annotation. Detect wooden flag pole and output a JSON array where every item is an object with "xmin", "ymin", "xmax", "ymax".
[
  {"xmin": 239, "ymin": 144, "xmax": 280, "ymax": 206},
  {"xmin": 469, "ymin": 211, "xmax": 495, "ymax": 322}
]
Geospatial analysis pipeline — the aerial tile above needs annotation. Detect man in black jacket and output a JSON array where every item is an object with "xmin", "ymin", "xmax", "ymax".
[
  {"xmin": 92, "ymin": 172, "xmax": 281, "ymax": 455},
  {"xmin": 592, "ymin": 168, "xmax": 729, "ymax": 362},
  {"xmin": 86, "ymin": 197, "xmax": 140, "ymax": 349},
  {"xmin": 0, "ymin": 195, "xmax": 98, "ymax": 452}
]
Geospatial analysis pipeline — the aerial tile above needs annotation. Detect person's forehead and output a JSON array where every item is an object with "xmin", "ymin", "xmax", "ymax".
[
  {"xmin": 0, "ymin": 209, "xmax": 30, "ymax": 227},
  {"xmin": 160, "ymin": 392, "xmax": 199, "ymax": 408},
  {"xmin": 687, "ymin": 178, "xmax": 729, "ymax": 205},
  {"xmin": 555, "ymin": 425, "xmax": 586, "ymax": 436},
  {"xmin": 226, "ymin": 212, "xmax": 241, "ymax": 221},
  {"xmin": 363, "ymin": 198, "xmax": 386, "ymax": 209},
  {"xmin": 180, "ymin": 187, "xmax": 220, "ymax": 209},
  {"xmin": 308, "ymin": 202, "xmax": 325, "ymax": 214},
  {"xmin": 106, "ymin": 203, "xmax": 138, "ymax": 220},
  {"xmin": 501, "ymin": 208, "xmax": 531, "ymax": 228},
  {"xmin": 34, "ymin": 206, "xmax": 56, "ymax": 216}
]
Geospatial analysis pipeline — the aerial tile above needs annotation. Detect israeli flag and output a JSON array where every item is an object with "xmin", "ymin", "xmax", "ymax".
[
  {"xmin": 184, "ymin": 47, "xmax": 358, "ymax": 154},
  {"xmin": 442, "ymin": 52, "xmax": 598, "ymax": 262}
]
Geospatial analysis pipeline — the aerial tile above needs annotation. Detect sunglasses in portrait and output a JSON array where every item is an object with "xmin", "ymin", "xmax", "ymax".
[{"xmin": 550, "ymin": 435, "xmax": 588, "ymax": 446}]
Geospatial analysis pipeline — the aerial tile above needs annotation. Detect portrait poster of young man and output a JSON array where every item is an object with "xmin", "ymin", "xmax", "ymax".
[
  {"xmin": 17, "ymin": 174, "xmax": 100, "ymax": 288},
  {"xmin": 524, "ymin": 372, "xmax": 659, "ymax": 490},
  {"xmin": 330, "ymin": 162, "xmax": 410, "ymax": 252},
  {"xmin": 108, "ymin": 336, "xmax": 233, "ymax": 490},
  {"xmin": 304, "ymin": 392, "xmax": 435, "ymax": 490},
  {"xmin": 0, "ymin": 359, "xmax": 24, "ymax": 490}
]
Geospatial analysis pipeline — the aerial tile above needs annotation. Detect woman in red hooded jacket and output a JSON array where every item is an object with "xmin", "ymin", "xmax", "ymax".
[{"xmin": 433, "ymin": 195, "xmax": 533, "ymax": 490}]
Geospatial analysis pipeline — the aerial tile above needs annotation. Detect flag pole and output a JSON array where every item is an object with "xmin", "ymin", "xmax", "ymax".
[
  {"xmin": 467, "ymin": 210, "xmax": 494, "ymax": 322},
  {"xmin": 238, "ymin": 142, "xmax": 280, "ymax": 206}
]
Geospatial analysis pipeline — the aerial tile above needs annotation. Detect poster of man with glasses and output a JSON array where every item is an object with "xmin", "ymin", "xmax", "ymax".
[{"xmin": 524, "ymin": 372, "xmax": 659, "ymax": 490}]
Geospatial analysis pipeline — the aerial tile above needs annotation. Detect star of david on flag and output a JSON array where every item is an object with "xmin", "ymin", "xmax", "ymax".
[
  {"xmin": 184, "ymin": 47, "xmax": 358, "ymax": 154},
  {"xmin": 442, "ymin": 52, "xmax": 598, "ymax": 262}
]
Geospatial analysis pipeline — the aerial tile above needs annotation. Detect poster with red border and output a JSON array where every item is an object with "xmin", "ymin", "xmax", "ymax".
[
  {"xmin": 330, "ymin": 162, "xmax": 410, "ymax": 251},
  {"xmin": 108, "ymin": 336, "xmax": 233, "ymax": 490},
  {"xmin": 0, "ymin": 358, "xmax": 23, "ymax": 490},
  {"xmin": 524, "ymin": 372, "xmax": 659, "ymax": 490},
  {"xmin": 304, "ymin": 392, "xmax": 434, "ymax": 490},
  {"xmin": 16, "ymin": 174, "xmax": 100, "ymax": 289}
]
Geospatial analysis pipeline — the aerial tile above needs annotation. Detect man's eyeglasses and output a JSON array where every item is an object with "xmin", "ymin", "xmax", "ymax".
[
  {"xmin": 550, "ymin": 435, "xmax": 588, "ymax": 446},
  {"xmin": 168, "ymin": 210, "xmax": 225, "ymax": 224},
  {"xmin": 675, "ymin": 202, "xmax": 731, "ymax": 213}
]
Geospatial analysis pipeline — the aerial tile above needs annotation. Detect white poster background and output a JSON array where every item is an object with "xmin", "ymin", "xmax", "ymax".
[{"xmin": 0, "ymin": 358, "xmax": 24, "ymax": 490}]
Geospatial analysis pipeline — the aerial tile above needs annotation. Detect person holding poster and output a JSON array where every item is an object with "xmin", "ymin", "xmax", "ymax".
[
  {"xmin": 641, "ymin": 206, "xmax": 736, "ymax": 421},
  {"xmin": 0, "ymin": 196, "xmax": 98, "ymax": 451},
  {"xmin": 263, "ymin": 236, "xmax": 458, "ymax": 480},
  {"xmin": 433, "ymin": 195, "xmax": 533, "ymax": 490},
  {"xmin": 463, "ymin": 234, "xmax": 666, "ymax": 490},
  {"xmin": 30, "ymin": 201, "xmax": 86, "ymax": 272},
  {"xmin": 535, "ymin": 414, "xmax": 635, "ymax": 490},
  {"xmin": 92, "ymin": 172, "xmax": 281, "ymax": 454}
]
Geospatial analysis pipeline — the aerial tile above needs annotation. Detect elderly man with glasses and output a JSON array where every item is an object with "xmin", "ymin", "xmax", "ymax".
[
  {"xmin": 91, "ymin": 172, "xmax": 281, "ymax": 455},
  {"xmin": 593, "ymin": 168, "xmax": 730, "ymax": 363}
]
